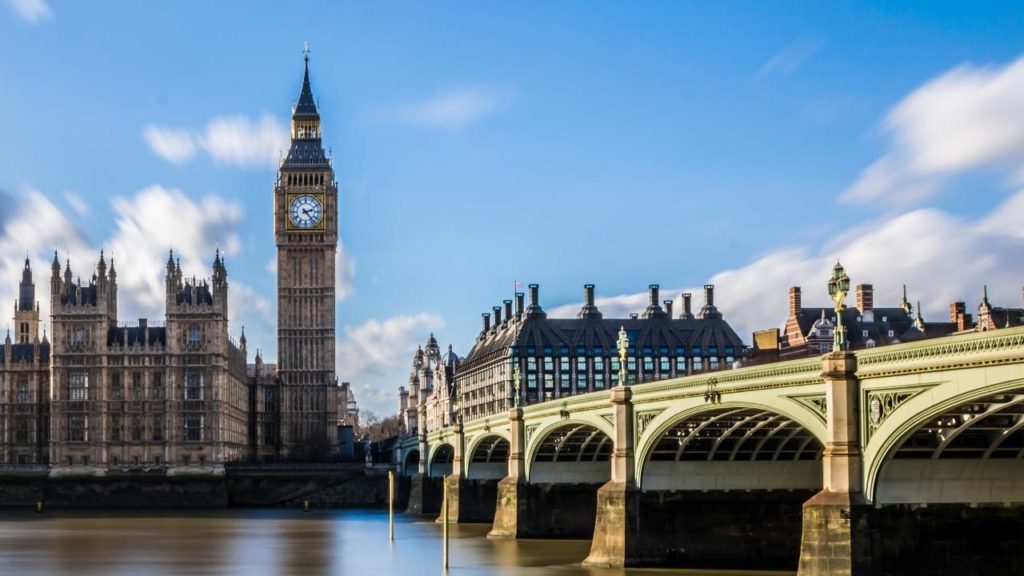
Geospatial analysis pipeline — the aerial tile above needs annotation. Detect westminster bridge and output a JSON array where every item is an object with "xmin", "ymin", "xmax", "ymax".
[{"xmin": 398, "ymin": 326, "xmax": 1024, "ymax": 575}]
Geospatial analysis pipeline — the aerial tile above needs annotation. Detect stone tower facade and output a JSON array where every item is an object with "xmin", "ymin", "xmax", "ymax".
[
  {"xmin": 0, "ymin": 258, "xmax": 50, "ymax": 464},
  {"xmin": 274, "ymin": 51, "xmax": 339, "ymax": 460}
]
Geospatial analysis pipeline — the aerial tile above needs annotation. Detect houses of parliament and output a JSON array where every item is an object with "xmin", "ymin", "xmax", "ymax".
[{"xmin": 0, "ymin": 53, "xmax": 358, "ymax": 469}]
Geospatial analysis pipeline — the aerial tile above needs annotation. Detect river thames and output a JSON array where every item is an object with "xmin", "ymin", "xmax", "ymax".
[{"xmin": 0, "ymin": 509, "xmax": 793, "ymax": 575}]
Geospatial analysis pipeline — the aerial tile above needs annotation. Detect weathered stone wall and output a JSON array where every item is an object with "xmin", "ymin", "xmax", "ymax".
[
  {"xmin": 0, "ymin": 466, "xmax": 392, "ymax": 509},
  {"xmin": 864, "ymin": 503, "xmax": 1024, "ymax": 576},
  {"xmin": 639, "ymin": 489, "xmax": 813, "ymax": 569},
  {"xmin": 406, "ymin": 473, "xmax": 442, "ymax": 515},
  {"xmin": 227, "ymin": 470, "xmax": 387, "ymax": 508},
  {"xmin": 521, "ymin": 482, "xmax": 602, "ymax": 538},
  {"xmin": 451, "ymin": 478, "xmax": 498, "ymax": 523},
  {"xmin": 0, "ymin": 472, "xmax": 227, "ymax": 508}
]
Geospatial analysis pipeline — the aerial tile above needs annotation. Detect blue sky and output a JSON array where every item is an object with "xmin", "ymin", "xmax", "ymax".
[{"xmin": 3, "ymin": 1, "xmax": 1024, "ymax": 415}]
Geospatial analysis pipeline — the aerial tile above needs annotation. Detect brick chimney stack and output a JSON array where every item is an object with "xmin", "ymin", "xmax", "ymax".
[
  {"xmin": 949, "ymin": 301, "xmax": 973, "ymax": 332},
  {"xmin": 856, "ymin": 284, "xmax": 873, "ymax": 313},
  {"xmin": 789, "ymin": 287, "xmax": 802, "ymax": 317}
]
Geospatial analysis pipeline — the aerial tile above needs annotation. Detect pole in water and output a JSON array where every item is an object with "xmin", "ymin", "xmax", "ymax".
[
  {"xmin": 35, "ymin": 501, "xmax": 43, "ymax": 514},
  {"xmin": 303, "ymin": 500, "xmax": 310, "ymax": 512},
  {"xmin": 388, "ymin": 470, "xmax": 395, "ymax": 542},
  {"xmin": 442, "ymin": 474, "xmax": 449, "ymax": 570}
]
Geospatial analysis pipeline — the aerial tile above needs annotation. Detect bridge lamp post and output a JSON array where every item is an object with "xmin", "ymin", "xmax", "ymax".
[
  {"xmin": 616, "ymin": 326, "xmax": 630, "ymax": 386},
  {"xmin": 511, "ymin": 365, "xmax": 521, "ymax": 409},
  {"xmin": 454, "ymin": 390, "xmax": 463, "ymax": 425},
  {"xmin": 703, "ymin": 378, "xmax": 721, "ymax": 404},
  {"xmin": 827, "ymin": 261, "xmax": 851, "ymax": 352}
]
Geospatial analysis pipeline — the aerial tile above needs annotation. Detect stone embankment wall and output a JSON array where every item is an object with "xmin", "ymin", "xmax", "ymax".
[{"xmin": 0, "ymin": 465, "xmax": 393, "ymax": 508}]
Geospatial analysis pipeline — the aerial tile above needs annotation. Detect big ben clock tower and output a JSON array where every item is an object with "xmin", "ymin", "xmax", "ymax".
[{"xmin": 275, "ymin": 47, "xmax": 338, "ymax": 460}]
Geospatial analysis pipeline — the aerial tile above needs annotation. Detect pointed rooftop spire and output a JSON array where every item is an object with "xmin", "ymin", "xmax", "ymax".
[{"xmin": 293, "ymin": 42, "xmax": 319, "ymax": 119}]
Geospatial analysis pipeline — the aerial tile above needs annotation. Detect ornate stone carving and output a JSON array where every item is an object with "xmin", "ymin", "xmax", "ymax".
[
  {"xmin": 526, "ymin": 425, "xmax": 538, "ymax": 443},
  {"xmin": 635, "ymin": 409, "xmax": 665, "ymax": 443},
  {"xmin": 863, "ymin": 385, "xmax": 936, "ymax": 442},
  {"xmin": 787, "ymin": 394, "xmax": 828, "ymax": 422}
]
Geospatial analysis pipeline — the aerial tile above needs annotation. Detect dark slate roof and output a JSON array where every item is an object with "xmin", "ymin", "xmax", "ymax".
[
  {"xmin": 794, "ymin": 306, "xmax": 955, "ymax": 347},
  {"xmin": 983, "ymin": 307, "xmax": 1024, "ymax": 329},
  {"xmin": 176, "ymin": 283, "xmax": 213, "ymax": 306},
  {"xmin": 107, "ymin": 326, "xmax": 167, "ymax": 347},
  {"xmin": 293, "ymin": 58, "xmax": 319, "ymax": 118},
  {"xmin": 62, "ymin": 285, "xmax": 98, "ymax": 306},
  {"xmin": 461, "ymin": 316, "xmax": 744, "ymax": 371},
  {"xmin": 282, "ymin": 139, "xmax": 329, "ymax": 168},
  {"xmin": 1, "ymin": 342, "xmax": 49, "ymax": 363}
]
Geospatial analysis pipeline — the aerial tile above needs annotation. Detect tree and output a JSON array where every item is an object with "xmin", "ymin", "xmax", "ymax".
[{"xmin": 359, "ymin": 410, "xmax": 402, "ymax": 442}]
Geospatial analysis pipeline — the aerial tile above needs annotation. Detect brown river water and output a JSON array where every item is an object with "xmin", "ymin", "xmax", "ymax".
[{"xmin": 0, "ymin": 509, "xmax": 792, "ymax": 576}]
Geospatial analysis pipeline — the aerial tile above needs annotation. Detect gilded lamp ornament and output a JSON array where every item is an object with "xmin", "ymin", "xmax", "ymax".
[
  {"xmin": 512, "ymin": 365, "xmax": 521, "ymax": 408},
  {"xmin": 827, "ymin": 260, "xmax": 851, "ymax": 352},
  {"xmin": 616, "ymin": 325, "xmax": 630, "ymax": 386}
]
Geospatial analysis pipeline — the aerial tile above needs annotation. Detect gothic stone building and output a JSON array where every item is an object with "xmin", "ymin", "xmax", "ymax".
[
  {"xmin": 0, "ymin": 51, "xmax": 355, "ymax": 468},
  {"xmin": 48, "ymin": 251, "xmax": 250, "ymax": 469},
  {"xmin": 398, "ymin": 334, "xmax": 460, "ymax": 437},
  {"xmin": 0, "ymin": 259, "xmax": 50, "ymax": 464},
  {"xmin": 455, "ymin": 283, "xmax": 745, "ymax": 422}
]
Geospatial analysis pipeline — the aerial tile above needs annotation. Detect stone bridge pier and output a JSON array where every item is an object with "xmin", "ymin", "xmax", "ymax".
[
  {"xmin": 797, "ymin": 351, "xmax": 872, "ymax": 576},
  {"xmin": 489, "ymin": 407, "xmax": 527, "ymax": 538}
]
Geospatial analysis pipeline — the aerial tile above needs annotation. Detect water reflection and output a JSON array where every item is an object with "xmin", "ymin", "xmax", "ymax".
[{"xmin": 0, "ymin": 509, "xmax": 792, "ymax": 576}]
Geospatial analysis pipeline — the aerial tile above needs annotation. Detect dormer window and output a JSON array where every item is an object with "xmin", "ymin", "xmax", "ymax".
[
  {"xmin": 862, "ymin": 330, "xmax": 869, "ymax": 338},
  {"xmin": 887, "ymin": 330, "xmax": 895, "ymax": 338}
]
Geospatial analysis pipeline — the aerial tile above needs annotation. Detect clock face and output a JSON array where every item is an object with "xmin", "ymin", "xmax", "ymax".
[{"xmin": 288, "ymin": 195, "xmax": 323, "ymax": 229}]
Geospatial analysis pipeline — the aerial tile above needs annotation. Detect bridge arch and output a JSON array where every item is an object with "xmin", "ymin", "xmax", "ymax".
[
  {"xmin": 526, "ymin": 419, "xmax": 613, "ymax": 484},
  {"xmin": 427, "ymin": 442, "xmax": 455, "ymax": 478},
  {"xmin": 865, "ymin": 377, "xmax": 1024, "ymax": 504},
  {"xmin": 402, "ymin": 448, "xmax": 420, "ymax": 477},
  {"xmin": 635, "ymin": 399, "xmax": 827, "ymax": 488},
  {"xmin": 465, "ymin": 434, "xmax": 510, "ymax": 480}
]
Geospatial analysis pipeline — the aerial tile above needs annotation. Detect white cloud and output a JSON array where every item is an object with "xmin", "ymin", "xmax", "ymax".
[
  {"xmin": 63, "ymin": 191, "xmax": 88, "ymax": 217},
  {"xmin": 7, "ymin": 0, "xmax": 51, "ymax": 24},
  {"xmin": 104, "ymin": 185, "xmax": 243, "ymax": 319},
  {"xmin": 336, "ymin": 313, "xmax": 445, "ymax": 411},
  {"xmin": 202, "ymin": 114, "xmax": 289, "ymax": 168},
  {"xmin": 228, "ymin": 281, "xmax": 274, "ymax": 344},
  {"xmin": 393, "ymin": 88, "xmax": 505, "ymax": 131},
  {"xmin": 0, "ymin": 187, "xmax": 95, "ymax": 332},
  {"xmin": 551, "ymin": 192, "xmax": 1024, "ymax": 342},
  {"xmin": 759, "ymin": 39, "xmax": 824, "ymax": 77},
  {"xmin": 0, "ymin": 185, "xmax": 248, "ymax": 337},
  {"xmin": 143, "ymin": 114, "xmax": 289, "ymax": 169},
  {"xmin": 143, "ymin": 126, "xmax": 197, "ymax": 164},
  {"xmin": 843, "ymin": 55, "xmax": 1024, "ymax": 205}
]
